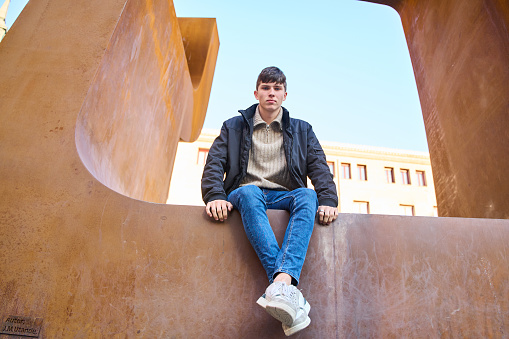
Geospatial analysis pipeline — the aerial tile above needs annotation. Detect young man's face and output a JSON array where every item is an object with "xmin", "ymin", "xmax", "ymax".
[{"xmin": 254, "ymin": 82, "xmax": 287, "ymax": 115}]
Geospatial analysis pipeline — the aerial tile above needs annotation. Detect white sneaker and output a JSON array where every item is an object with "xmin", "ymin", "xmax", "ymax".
[
  {"xmin": 259, "ymin": 281, "xmax": 298, "ymax": 326},
  {"xmin": 283, "ymin": 313, "xmax": 311, "ymax": 336},
  {"xmin": 282, "ymin": 287, "xmax": 311, "ymax": 336},
  {"xmin": 256, "ymin": 293, "xmax": 269, "ymax": 308},
  {"xmin": 257, "ymin": 284, "xmax": 312, "ymax": 335}
]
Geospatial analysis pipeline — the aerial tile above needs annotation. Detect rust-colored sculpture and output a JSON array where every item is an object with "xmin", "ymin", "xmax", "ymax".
[
  {"xmin": 75, "ymin": 1, "xmax": 218, "ymax": 203},
  {"xmin": 362, "ymin": 0, "xmax": 509, "ymax": 219},
  {"xmin": 0, "ymin": 0, "xmax": 508, "ymax": 337}
]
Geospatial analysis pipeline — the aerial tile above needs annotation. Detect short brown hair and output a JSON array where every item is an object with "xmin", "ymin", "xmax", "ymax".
[{"xmin": 256, "ymin": 66, "xmax": 287, "ymax": 91}]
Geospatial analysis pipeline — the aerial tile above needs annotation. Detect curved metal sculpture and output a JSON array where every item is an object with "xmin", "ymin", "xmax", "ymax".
[
  {"xmin": 75, "ymin": 0, "xmax": 218, "ymax": 203},
  {"xmin": 362, "ymin": 0, "xmax": 509, "ymax": 218},
  {"xmin": 0, "ymin": 0, "xmax": 508, "ymax": 337}
]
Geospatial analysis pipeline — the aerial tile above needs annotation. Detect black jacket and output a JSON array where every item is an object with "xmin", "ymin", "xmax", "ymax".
[{"xmin": 201, "ymin": 104, "xmax": 338, "ymax": 207}]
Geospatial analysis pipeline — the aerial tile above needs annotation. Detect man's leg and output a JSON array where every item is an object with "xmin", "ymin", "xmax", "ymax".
[
  {"xmin": 228, "ymin": 186, "xmax": 318, "ymax": 284},
  {"xmin": 266, "ymin": 188, "xmax": 318, "ymax": 285},
  {"xmin": 228, "ymin": 186, "xmax": 316, "ymax": 334},
  {"xmin": 260, "ymin": 188, "xmax": 317, "ymax": 333},
  {"xmin": 227, "ymin": 185, "xmax": 280, "ymax": 282}
]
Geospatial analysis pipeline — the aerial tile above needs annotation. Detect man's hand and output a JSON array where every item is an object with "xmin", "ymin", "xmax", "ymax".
[
  {"xmin": 206, "ymin": 200, "xmax": 233, "ymax": 222},
  {"xmin": 317, "ymin": 206, "xmax": 338, "ymax": 226}
]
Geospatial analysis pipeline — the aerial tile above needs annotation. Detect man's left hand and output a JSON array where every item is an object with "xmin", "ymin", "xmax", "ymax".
[{"xmin": 317, "ymin": 206, "xmax": 338, "ymax": 226}]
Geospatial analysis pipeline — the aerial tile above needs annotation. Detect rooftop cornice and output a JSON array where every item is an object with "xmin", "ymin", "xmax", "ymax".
[{"xmin": 320, "ymin": 141, "xmax": 430, "ymax": 159}]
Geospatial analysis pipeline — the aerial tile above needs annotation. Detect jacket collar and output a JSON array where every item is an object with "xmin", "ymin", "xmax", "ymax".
[
  {"xmin": 239, "ymin": 104, "xmax": 291, "ymax": 133},
  {"xmin": 239, "ymin": 104, "xmax": 258, "ymax": 123}
]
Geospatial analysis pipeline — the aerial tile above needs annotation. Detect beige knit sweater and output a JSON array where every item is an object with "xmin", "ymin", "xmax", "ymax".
[{"xmin": 240, "ymin": 107, "xmax": 293, "ymax": 191}]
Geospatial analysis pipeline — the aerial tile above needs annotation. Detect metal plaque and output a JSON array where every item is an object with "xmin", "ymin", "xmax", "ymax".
[{"xmin": 0, "ymin": 316, "xmax": 43, "ymax": 337}]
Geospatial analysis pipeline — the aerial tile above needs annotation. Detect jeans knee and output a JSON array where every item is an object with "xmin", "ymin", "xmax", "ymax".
[
  {"xmin": 293, "ymin": 188, "xmax": 318, "ymax": 209},
  {"xmin": 235, "ymin": 185, "xmax": 263, "ymax": 199},
  {"xmin": 295, "ymin": 188, "xmax": 317, "ymax": 200},
  {"xmin": 228, "ymin": 185, "xmax": 264, "ymax": 208}
]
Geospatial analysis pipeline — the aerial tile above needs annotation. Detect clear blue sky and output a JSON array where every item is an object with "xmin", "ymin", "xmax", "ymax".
[{"xmin": 6, "ymin": 0, "xmax": 428, "ymax": 152}]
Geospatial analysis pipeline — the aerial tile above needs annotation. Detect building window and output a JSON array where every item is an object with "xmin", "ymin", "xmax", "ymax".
[
  {"xmin": 358, "ymin": 165, "xmax": 367, "ymax": 181},
  {"xmin": 416, "ymin": 170, "xmax": 427, "ymax": 186},
  {"xmin": 197, "ymin": 148, "xmax": 209, "ymax": 165},
  {"xmin": 400, "ymin": 169, "xmax": 411, "ymax": 185},
  {"xmin": 341, "ymin": 163, "xmax": 351, "ymax": 179},
  {"xmin": 327, "ymin": 161, "xmax": 335, "ymax": 178},
  {"xmin": 354, "ymin": 201, "xmax": 370, "ymax": 214},
  {"xmin": 385, "ymin": 167, "xmax": 395, "ymax": 183},
  {"xmin": 400, "ymin": 204, "xmax": 415, "ymax": 216}
]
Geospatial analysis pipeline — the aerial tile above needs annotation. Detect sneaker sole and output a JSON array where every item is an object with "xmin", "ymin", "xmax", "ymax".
[
  {"xmin": 265, "ymin": 300, "xmax": 296, "ymax": 326},
  {"xmin": 256, "ymin": 294, "xmax": 269, "ymax": 308},
  {"xmin": 257, "ymin": 295, "xmax": 312, "ymax": 315},
  {"xmin": 283, "ymin": 316, "xmax": 311, "ymax": 336}
]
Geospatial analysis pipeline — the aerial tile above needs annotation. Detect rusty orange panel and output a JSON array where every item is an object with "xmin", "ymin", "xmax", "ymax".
[
  {"xmin": 361, "ymin": 0, "xmax": 509, "ymax": 218},
  {"xmin": 0, "ymin": 0, "xmax": 508, "ymax": 337},
  {"xmin": 178, "ymin": 17, "xmax": 220, "ymax": 142},
  {"xmin": 75, "ymin": 1, "xmax": 219, "ymax": 203}
]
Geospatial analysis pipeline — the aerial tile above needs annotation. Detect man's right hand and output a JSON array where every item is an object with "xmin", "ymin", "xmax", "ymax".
[{"xmin": 205, "ymin": 200, "xmax": 233, "ymax": 222}]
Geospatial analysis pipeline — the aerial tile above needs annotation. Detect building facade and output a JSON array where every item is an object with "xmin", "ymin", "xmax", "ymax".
[
  {"xmin": 167, "ymin": 129, "xmax": 437, "ymax": 217},
  {"xmin": 0, "ymin": 0, "xmax": 10, "ymax": 43}
]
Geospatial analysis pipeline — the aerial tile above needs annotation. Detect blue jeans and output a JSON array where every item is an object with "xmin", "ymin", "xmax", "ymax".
[{"xmin": 227, "ymin": 185, "xmax": 318, "ymax": 286}]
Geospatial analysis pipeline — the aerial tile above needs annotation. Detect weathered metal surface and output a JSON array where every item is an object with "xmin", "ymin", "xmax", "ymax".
[
  {"xmin": 362, "ymin": 0, "xmax": 509, "ymax": 218},
  {"xmin": 75, "ymin": 1, "xmax": 219, "ymax": 203},
  {"xmin": 1, "ymin": 0, "xmax": 508, "ymax": 337},
  {"xmin": 335, "ymin": 214, "xmax": 509, "ymax": 338},
  {"xmin": 1, "ymin": 199, "xmax": 508, "ymax": 338}
]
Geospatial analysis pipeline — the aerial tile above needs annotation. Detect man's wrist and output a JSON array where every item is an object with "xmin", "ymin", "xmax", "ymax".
[
  {"xmin": 205, "ymin": 193, "xmax": 228, "ymax": 205},
  {"xmin": 318, "ymin": 199, "xmax": 338, "ymax": 208}
]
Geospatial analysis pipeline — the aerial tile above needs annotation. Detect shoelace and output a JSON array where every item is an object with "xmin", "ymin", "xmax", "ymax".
[
  {"xmin": 269, "ymin": 282, "xmax": 301, "ymax": 307},
  {"xmin": 270, "ymin": 281, "xmax": 287, "ymax": 298},
  {"xmin": 284, "ymin": 285, "xmax": 299, "ymax": 306}
]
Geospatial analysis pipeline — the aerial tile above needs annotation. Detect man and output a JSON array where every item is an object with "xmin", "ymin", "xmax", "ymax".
[{"xmin": 201, "ymin": 66, "xmax": 338, "ymax": 336}]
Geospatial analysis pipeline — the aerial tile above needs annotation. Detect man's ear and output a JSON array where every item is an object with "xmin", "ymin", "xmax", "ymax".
[
  {"xmin": 254, "ymin": 90, "xmax": 259, "ymax": 100},
  {"xmin": 283, "ymin": 92, "xmax": 287, "ymax": 101}
]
